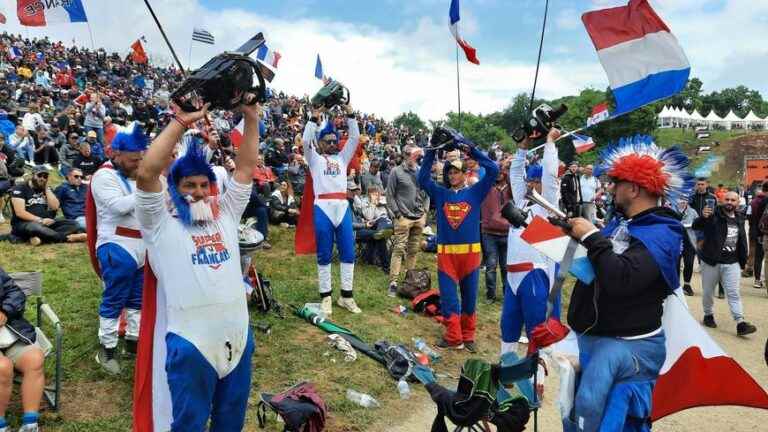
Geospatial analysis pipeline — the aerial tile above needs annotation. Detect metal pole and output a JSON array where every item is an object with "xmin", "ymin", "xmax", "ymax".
[
  {"xmin": 143, "ymin": 0, "xmax": 186, "ymax": 75},
  {"xmin": 188, "ymin": 35, "xmax": 193, "ymax": 72},
  {"xmin": 529, "ymin": 0, "xmax": 550, "ymax": 111},
  {"xmin": 456, "ymin": 44, "xmax": 462, "ymax": 131},
  {"xmin": 86, "ymin": 21, "xmax": 96, "ymax": 50}
]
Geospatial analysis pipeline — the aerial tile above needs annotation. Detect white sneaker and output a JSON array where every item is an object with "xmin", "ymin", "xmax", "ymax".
[
  {"xmin": 0, "ymin": 213, "xmax": 5, "ymax": 223},
  {"xmin": 18, "ymin": 424, "xmax": 39, "ymax": 432},
  {"xmin": 321, "ymin": 296, "xmax": 333, "ymax": 316},
  {"xmin": 518, "ymin": 335, "xmax": 529, "ymax": 344},
  {"xmin": 337, "ymin": 297, "xmax": 362, "ymax": 314}
]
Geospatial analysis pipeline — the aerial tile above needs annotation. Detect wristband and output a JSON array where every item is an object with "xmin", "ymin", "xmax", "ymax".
[{"xmin": 173, "ymin": 115, "xmax": 191, "ymax": 130}]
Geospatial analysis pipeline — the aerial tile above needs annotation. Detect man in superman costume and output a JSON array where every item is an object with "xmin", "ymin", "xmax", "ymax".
[
  {"xmin": 417, "ymin": 128, "xmax": 498, "ymax": 352},
  {"xmin": 132, "ymin": 98, "xmax": 262, "ymax": 431},
  {"xmin": 501, "ymin": 128, "xmax": 562, "ymax": 356}
]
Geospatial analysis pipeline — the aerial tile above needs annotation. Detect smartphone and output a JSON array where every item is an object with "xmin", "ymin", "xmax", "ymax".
[{"xmin": 705, "ymin": 198, "xmax": 716, "ymax": 209}]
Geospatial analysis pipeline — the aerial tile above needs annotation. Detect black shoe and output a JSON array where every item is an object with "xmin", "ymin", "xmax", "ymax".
[
  {"xmin": 703, "ymin": 315, "xmax": 717, "ymax": 328},
  {"xmin": 683, "ymin": 284, "xmax": 694, "ymax": 296},
  {"xmin": 464, "ymin": 341, "xmax": 477, "ymax": 353},
  {"xmin": 435, "ymin": 338, "xmax": 464, "ymax": 350},
  {"xmin": 737, "ymin": 321, "xmax": 757, "ymax": 336},
  {"xmin": 124, "ymin": 339, "xmax": 138, "ymax": 357},
  {"xmin": 485, "ymin": 296, "xmax": 497, "ymax": 305},
  {"xmin": 716, "ymin": 292, "xmax": 725, "ymax": 299},
  {"xmin": 388, "ymin": 282, "xmax": 397, "ymax": 298}
]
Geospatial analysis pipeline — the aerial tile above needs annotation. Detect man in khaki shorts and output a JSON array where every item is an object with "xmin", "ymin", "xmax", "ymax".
[
  {"xmin": 0, "ymin": 268, "xmax": 45, "ymax": 432},
  {"xmin": 386, "ymin": 145, "xmax": 429, "ymax": 297}
]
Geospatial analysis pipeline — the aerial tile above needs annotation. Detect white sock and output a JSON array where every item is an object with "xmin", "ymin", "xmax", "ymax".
[
  {"xmin": 318, "ymin": 264, "xmax": 332, "ymax": 295},
  {"xmin": 340, "ymin": 262, "xmax": 354, "ymax": 293}
]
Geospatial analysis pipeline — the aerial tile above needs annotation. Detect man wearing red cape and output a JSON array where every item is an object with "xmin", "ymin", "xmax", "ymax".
[{"xmin": 132, "ymin": 98, "xmax": 262, "ymax": 431}]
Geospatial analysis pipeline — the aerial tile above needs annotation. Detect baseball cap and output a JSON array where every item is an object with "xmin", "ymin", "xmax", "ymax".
[
  {"xmin": 87, "ymin": 130, "xmax": 97, "ymax": 138},
  {"xmin": 447, "ymin": 159, "xmax": 464, "ymax": 171},
  {"xmin": 32, "ymin": 165, "xmax": 49, "ymax": 175}
]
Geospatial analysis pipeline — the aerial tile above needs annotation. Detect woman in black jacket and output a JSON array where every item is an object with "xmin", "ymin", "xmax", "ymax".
[{"xmin": 0, "ymin": 267, "xmax": 46, "ymax": 431}]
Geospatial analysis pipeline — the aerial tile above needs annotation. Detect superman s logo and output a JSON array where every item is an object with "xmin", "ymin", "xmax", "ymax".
[{"xmin": 443, "ymin": 202, "xmax": 471, "ymax": 230}]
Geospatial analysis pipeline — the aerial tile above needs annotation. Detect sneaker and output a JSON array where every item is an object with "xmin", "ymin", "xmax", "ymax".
[
  {"xmin": 753, "ymin": 280, "xmax": 764, "ymax": 289},
  {"xmin": 435, "ymin": 338, "xmax": 464, "ymax": 350},
  {"xmin": 66, "ymin": 232, "xmax": 88, "ymax": 242},
  {"xmin": 43, "ymin": 163, "xmax": 53, "ymax": 170},
  {"xmin": 29, "ymin": 236, "xmax": 41, "ymax": 246},
  {"xmin": 18, "ymin": 424, "xmax": 38, "ymax": 432},
  {"xmin": 321, "ymin": 296, "xmax": 333, "ymax": 316},
  {"xmin": 737, "ymin": 321, "xmax": 757, "ymax": 336},
  {"xmin": 279, "ymin": 222, "xmax": 289, "ymax": 228},
  {"xmin": 388, "ymin": 282, "xmax": 398, "ymax": 298},
  {"xmin": 716, "ymin": 291, "xmax": 725, "ymax": 299},
  {"xmin": 683, "ymin": 284, "xmax": 694, "ymax": 296},
  {"xmin": 464, "ymin": 341, "xmax": 477, "ymax": 353},
  {"xmin": 337, "ymin": 297, "xmax": 362, "ymax": 314},
  {"xmin": 262, "ymin": 241, "xmax": 272, "ymax": 250},
  {"xmin": 518, "ymin": 335, "xmax": 529, "ymax": 344},
  {"xmin": 96, "ymin": 345, "xmax": 121, "ymax": 375},
  {"xmin": 703, "ymin": 315, "xmax": 717, "ymax": 328}
]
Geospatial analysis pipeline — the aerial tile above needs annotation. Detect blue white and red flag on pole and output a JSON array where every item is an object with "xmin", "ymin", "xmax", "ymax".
[
  {"xmin": 449, "ymin": 0, "xmax": 479, "ymax": 65},
  {"xmin": 572, "ymin": 134, "xmax": 596, "ymax": 154},
  {"xmin": 16, "ymin": 0, "xmax": 88, "ymax": 27},
  {"xmin": 256, "ymin": 45, "xmax": 281, "ymax": 69}
]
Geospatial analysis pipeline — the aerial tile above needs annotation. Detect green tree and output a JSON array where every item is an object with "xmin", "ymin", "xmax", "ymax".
[
  {"xmin": 392, "ymin": 111, "xmax": 426, "ymax": 134},
  {"xmin": 443, "ymin": 111, "xmax": 513, "ymax": 150}
]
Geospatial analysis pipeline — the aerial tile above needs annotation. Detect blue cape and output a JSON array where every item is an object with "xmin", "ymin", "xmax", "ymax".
[{"xmin": 601, "ymin": 209, "xmax": 683, "ymax": 293}]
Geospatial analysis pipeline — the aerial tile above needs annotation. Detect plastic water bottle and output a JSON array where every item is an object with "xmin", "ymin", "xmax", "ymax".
[
  {"xmin": 346, "ymin": 389, "xmax": 380, "ymax": 408},
  {"xmin": 413, "ymin": 338, "xmax": 441, "ymax": 362},
  {"xmin": 397, "ymin": 379, "xmax": 411, "ymax": 400}
]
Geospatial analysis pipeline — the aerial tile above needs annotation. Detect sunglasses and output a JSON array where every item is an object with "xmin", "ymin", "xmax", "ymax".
[
  {"xmin": 36, "ymin": 173, "xmax": 49, "ymax": 179},
  {"xmin": 72, "ymin": 175, "xmax": 83, "ymax": 179},
  {"xmin": 324, "ymin": 140, "xmax": 338, "ymax": 146}
]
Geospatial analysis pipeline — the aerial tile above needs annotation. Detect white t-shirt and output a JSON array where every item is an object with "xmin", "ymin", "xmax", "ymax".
[{"xmin": 135, "ymin": 177, "xmax": 252, "ymax": 378}]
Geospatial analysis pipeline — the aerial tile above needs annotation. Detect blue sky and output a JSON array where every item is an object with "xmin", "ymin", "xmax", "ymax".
[{"xmin": 1, "ymin": 0, "xmax": 764, "ymax": 120}]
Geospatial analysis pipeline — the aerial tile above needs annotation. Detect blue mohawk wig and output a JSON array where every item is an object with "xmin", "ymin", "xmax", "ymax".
[
  {"xmin": 317, "ymin": 120, "xmax": 340, "ymax": 142},
  {"xmin": 111, "ymin": 122, "xmax": 149, "ymax": 152},
  {"xmin": 168, "ymin": 137, "xmax": 218, "ymax": 225}
]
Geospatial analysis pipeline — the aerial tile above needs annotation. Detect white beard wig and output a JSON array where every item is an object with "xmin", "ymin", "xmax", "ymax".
[{"xmin": 167, "ymin": 138, "xmax": 220, "ymax": 226}]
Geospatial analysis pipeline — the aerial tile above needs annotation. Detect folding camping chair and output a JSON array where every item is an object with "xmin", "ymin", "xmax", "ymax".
[
  {"xmin": 9, "ymin": 271, "xmax": 63, "ymax": 411},
  {"xmin": 452, "ymin": 352, "xmax": 541, "ymax": 432}
]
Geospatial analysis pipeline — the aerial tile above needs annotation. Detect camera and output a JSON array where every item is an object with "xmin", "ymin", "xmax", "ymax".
[
  {"xmin": 511, "ymin": 103, "xmax": 568, "ymax": 143},
  {"xmin": 428, "ymin": 126, "xmax": 474, "ymax": 152},
  {"xmin": 310, "ymin": 79, "xmax": 350, "ymax": 109},
  {"xmin": 171, "ymin": 33, "xmax": 270, "ymax": 113},
  {"xmin": 501, "ymin": 202, "xmax": 529, "ymax": 228}
]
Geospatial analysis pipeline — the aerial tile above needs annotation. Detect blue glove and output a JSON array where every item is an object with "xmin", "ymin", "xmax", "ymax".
[{"xmin": 413, "ymin": 365, "xmax": 437, "ymax": 385}]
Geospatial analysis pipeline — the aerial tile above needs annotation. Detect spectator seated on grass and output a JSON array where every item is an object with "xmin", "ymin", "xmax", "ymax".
[
  {"xmin": 8, "ymin": 126, "xmax": 33, "ymax": 165},
  {"xmin": 8, "ymin": 165, "xmax": 86, "ymax": 246},
  {"xmin": 53, "ymin": 168, "xmax": 86, "ymax": 229},
  {"xmin": 351, "ymin": 184, "xmax": 393, "ymax": 273},
  {"xmin": 269, "ymin": 180, "xmax": 299, "ymax": 227},
  {"xmin": 31, "ymin": 126, "xmax": 58, "ymax": 169},
  {"xmin": 0, "ymin": 266, "xmax": 46, "ymax": 432},
  {"xmin": 72, "ymin": 142, "xmax": 103, "ymax": 181},
  {"xmin": 57, "ymin": 132, "xmax": 80, "ymax": 176}
]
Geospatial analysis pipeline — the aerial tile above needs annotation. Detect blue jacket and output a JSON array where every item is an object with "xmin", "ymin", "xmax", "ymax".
[
  {"xmin": 418, "ymin": 147, "xmax": 498, "ymax": 246},
  {"xmin": 0, "ymin": 267, "xmax": 36, "ymax": 344},
  {"xmin": 54, "ymin": 182, "xmax": 87, "ymax": 219}
]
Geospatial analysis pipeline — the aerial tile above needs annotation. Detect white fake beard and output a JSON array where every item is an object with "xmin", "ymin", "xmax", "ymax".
[{"xmin": 186, "ymin": 195, "xmax": 218, "ymax": 224}]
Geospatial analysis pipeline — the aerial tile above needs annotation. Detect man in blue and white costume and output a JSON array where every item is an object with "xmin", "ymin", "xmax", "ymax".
[
  {"xmin": 500, "ymin": 129, "xmax": 561, "ymax": 355},
  {"xmin": 88, "ymin": 122, "xmax": 148, "ymax": 374},
  {"xmin": 302, "ymin": 104, "xmax": 362, "ymax": 316},
  {"xmin": 132, "ymin": 98, "xmax": 262, "ymax": 431}
]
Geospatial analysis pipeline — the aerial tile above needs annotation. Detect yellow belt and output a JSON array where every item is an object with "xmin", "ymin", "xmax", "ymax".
[{"xmin": 437, "ymin": 243, "xmax": 482, "ymax": 254}]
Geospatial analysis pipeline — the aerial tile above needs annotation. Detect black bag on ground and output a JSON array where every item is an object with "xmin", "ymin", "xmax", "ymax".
[
  {"xmin": 397, "ymin": 268, "xmax": 431, "ymax": 299},
  {"xmin": 258, "ymin": 382, "xmax": 327, "ymax": 432},
  {"xmin": 247, "ymin": 267, "xmax": 283, "ymax": 317}
]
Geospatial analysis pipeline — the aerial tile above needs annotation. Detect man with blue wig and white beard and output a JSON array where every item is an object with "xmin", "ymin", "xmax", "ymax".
[{"xmin": 131, "ymin": 96, "xmax": 261, "ymax": 431}]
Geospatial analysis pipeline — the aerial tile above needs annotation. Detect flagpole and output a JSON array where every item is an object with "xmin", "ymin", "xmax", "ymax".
[
  {"xmin": 85, "ymin": 21, "xmax": 96, "ymax": 50},
  {"xmin": 188, "ymin": 31, "xmax": 194, "ymax": 72},
  {"xmin": 143, "ymin": 0, "xmax": 186, "ymax": 75},
  {"xmin": 455, "ymin": 44, "xmax": 462, "ymax": 131}
]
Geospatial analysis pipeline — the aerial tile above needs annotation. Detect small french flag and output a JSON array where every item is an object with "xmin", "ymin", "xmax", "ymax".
[
  {"xmin": 520, "ymin": 216, "xmax": 595, "ymax": 284},
  {"xmin": 582, "ymin": 0, "xmax": 689, "ymax": 116},
  {"xmin": 449, "ymin": 0, "xmax": 479, "ymax": 65},
  {"xmin": 587, "ymin": 102, "xmax": 610, "ymax": 126},
  {"xmin": 230, "ymin": 118, "xmax": 266, "ymax": 150},
  {"xmin": 572, "ymin": 133, "xmax": 596, "ymax": 154},
  {"xmin": 256, "ymin": 44, "xmax": 281, "ymax": 69},
  {"xmin": 7, "ymin": 46, "xmax": 22, "ymax": 60},
  {"xmin": 16, "ymin": 0, "xmax": 88, "ymax": 27}
]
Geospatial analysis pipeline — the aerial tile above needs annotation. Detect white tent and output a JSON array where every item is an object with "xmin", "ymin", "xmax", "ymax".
[
  {"xmin": 743, "ymin": 110, "xmax": 767, "ymax": 129},
  {"xmin": 657, "ymin": 106, "xmax": 675, "ymax": 127},
  {"xmin": 704, "ymin": 110, "xmax": 725, "ymax": 128},
  {"xmin": 689, "ymin": 109, "xmax": 705, "ymax": 125},
  {"xmin": 722, "ymin": 110, "xmax": 745, "ymax": 130}
]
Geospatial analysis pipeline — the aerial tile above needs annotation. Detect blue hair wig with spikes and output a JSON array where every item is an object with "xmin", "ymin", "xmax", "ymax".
[
  {"xmin": 526, "ymin": 164, "xmax": 543, "ymax": 181},
  {"xmin": 168, "ymin": 136, "xmax": 218, "ymax": 225},
  {"xmin": 317, "ymin": 121, "xmax": 340, "ymax": 142},
  {"xmin": 111, "ymin": 121, "xmax": 149, "ymax": 152}
]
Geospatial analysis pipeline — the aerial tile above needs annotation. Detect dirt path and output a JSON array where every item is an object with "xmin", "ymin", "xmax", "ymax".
[{"xmin": 379, "ymin": 268, "xmax": 768, "ymax": 431}]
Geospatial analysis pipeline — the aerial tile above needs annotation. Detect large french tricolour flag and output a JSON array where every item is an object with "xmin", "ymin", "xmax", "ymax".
[
  {"xmin": 256, "ymin": 44, "xmax": 281, "ymax": 69},
  {"xmin": 17, "ymin": 0, "xmax": 88, "ymax": 27},
  {"xmin": 449, "ymin": 0, "xmax": 479, "ymax": 65},
  {"xmin": 582, "ymin": 0, "xmax": 689, "ymax": 116}
]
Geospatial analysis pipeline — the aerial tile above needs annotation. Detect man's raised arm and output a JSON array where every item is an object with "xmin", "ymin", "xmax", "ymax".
[
  {"xmin": 231, "ymin": 102, "xmax": 263, "ymax": 185},
  {"xmin": 136, "ymin": 103, "xmax": 210, "ymax": 193}
]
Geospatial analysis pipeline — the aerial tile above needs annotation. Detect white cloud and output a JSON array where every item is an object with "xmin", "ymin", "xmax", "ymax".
[
  {"xmin": 555, "ymin": 9, "xmax": 581, "ymax": 30},
  {"xmin": 1, "ymin": 0, "xmax": 763, "ymax": 122}
]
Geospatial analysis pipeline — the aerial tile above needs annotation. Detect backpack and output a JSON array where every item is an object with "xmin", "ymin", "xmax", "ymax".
[
  {"xmin": 412, "ymin": 289, "xmax": 442, "ymax": 319},
  {"xmin": 759, "ymin": 205, "xmax": 768, "ymax": 235},
  {"xmin": 246, "ymin": 266, "xmax": 283, "ymax": 318},
  {"xmin": 397, "ymin": 268, "xmax": 431, "ymax": 299},
  {"xmin": 374, "ymin": 341, "xmax": 419, "ymax": 382},
  {"xmin": 258, "ymin": 382, "xmax": 327, "ymax": 432}
]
